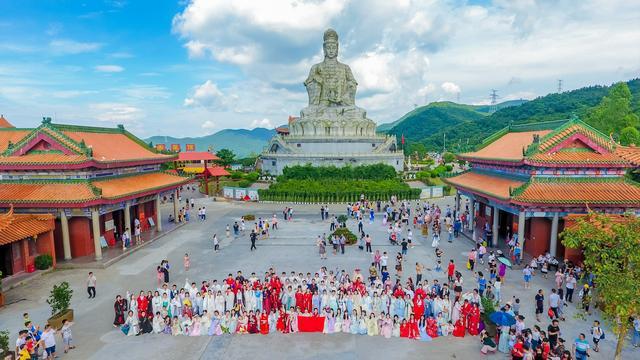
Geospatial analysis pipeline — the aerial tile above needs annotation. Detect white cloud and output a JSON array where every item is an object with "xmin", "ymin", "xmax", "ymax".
[
  {"xmin": 201, "ymin": 120, "xmax": 216, "ymax": 130},
  {"xmin": 250, "ymin": 118, "xmax": 273, "ymax": 129},
  {"xmin": 90, "ymin": 103, "xmax": 143, "ymax": 123},
  {"xmin": 49, "ymin": 39, "xmax": 102, "ymax": 54},
  {"xmin": 95, "ymin": 65, "xmax": 124, "ymax": 73},
  {"xmin": 110, "ymin": 52, "xmax": 134, "ymax": 58},
  {"xmin": 441, "ymin": 82, "xmax": 461, "ymax": 94},
  {"xmin": 184, "ymin": 80, "xmax": 227, "ymax": 109}
]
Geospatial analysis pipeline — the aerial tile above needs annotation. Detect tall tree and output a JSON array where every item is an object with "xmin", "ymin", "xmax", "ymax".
[
  {"xmin": 215, "ymin": 148, "xmax": 236, "ymax": 166},
  {"xmin": 586, "ymin": 82, "xmax": 640, "ymax": 144},
  {"xmin": 561, "ymin": 212, "xmax": 640, "ymax": 360}
]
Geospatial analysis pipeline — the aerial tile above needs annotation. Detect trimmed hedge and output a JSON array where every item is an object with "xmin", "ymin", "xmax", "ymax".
[{"xmin": 258, "ymin": 179, "xmax": 420, "ymax": 202}]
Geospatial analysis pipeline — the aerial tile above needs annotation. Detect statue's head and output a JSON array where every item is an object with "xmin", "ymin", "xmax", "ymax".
[{"xmin": 323, "ymin": 28, "xmax": 339, "ymax": 59}]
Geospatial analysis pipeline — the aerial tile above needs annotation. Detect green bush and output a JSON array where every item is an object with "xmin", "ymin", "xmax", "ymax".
[
  {"xmin": 258, "ymin": 179, "xmax": 420, "ymax": 203},
  {"xmin": 34, "ymin": 254, "xmax": 53, "ymax": 270},
  {"xmin": 337, "ymin": 215, "xmax": 348, "ymax": 226},
  {"xmin": 445, "ymin": 164, "xmax": 453, "ymax": 172},
  {"xmin": 280, "ymin": 163, "xmax": 398, "ymax": 181},
  {"xmin": 243, "ymin": 214, "xmax": 256, "ymax": 221},
  {"xmin": 0, "ymin": 330, "xmax": 9, "ymax": 358},
  {"xmin": 46, "ymin": 281, "xmax": 73, "ymax": 316},
  {"xmin": 328, "ymin": 227, "xmax": 358, "ymax": 245},
  {"xmin": 238, "ymin": 180, "xmax": 252, "ymax": 188},
  {"xmin": 244, "ymin": 171, "xmax": 260, "ymax": 182},
  {"xmin": 230, "ymin": 171, "xmax": 243, "ymax": 180}
]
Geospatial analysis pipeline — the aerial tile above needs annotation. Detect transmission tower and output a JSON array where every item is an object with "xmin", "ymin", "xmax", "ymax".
[
  {"xmin": 557, "ymin": 79, "xmax": 563, "ymax": 93},
  {"xmin": 490, "ymin": 89, "xmax": 499, "ymax": 113}
]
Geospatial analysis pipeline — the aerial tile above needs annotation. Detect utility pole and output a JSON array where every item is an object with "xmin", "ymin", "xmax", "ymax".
[
  {"xmin": 557, "ymin": 79, "xmax": 563, "ymax": 93},
  {"xmin": 490, "ymin": 89, "xmax": 499, "ymax": 113}
]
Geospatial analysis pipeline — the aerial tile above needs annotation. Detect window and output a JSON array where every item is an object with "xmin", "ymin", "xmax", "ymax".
[
  {"xmin": 372, "ymin": 143, "xmax": 376, "ymax": 147},
  {"xmin": 272, "ymin": 161, "xmax": 276, "ymax": 166},
  {"xmin": 297, "ymin": 143, "xmax": 301, "ymax": 147}
]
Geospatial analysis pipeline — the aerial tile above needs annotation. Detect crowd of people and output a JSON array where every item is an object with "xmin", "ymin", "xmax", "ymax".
[{"xmin": 12, "ymin": 312, "xmax": 75, "ymax": 359}]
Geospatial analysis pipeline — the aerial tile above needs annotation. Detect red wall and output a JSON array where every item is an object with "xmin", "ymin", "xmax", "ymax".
[
  {"xmin": 526, "ymin": 217, "xmax": 551, "ymax": 257},
  {"xmin": 36, "ymin": 230, "xmax": 56, "ymax": 267},
  {"xmin": 69, "ymin": 217, "xmax": 93, "ymax": 258},
  {"xmin": 53, "ymin": 219, "xmax": 64, "ymax": 260}
]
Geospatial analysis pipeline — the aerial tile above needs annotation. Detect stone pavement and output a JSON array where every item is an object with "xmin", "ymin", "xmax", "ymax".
[{"xmin": 0, "ymin": 197, "xmax": 636, "ymax": 359}]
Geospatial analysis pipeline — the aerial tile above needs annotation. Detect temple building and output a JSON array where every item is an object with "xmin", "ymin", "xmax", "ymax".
[
  {"xmin": 443, "ymin": 118, "xmax": 640, "ymax": 261},
  {"xmin": 0, "ymin": 118, "xmax": 189, "ymax": 269},
  {"xmin": 260, "ymin": 29, "xmax": 404, "ymax": 174}
]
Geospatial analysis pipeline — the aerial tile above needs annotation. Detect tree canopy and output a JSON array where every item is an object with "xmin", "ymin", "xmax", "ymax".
[
  {"xmin": 586, "ymin": 82, "xmax": 640, "ymax": 145},
  {"xmin": 215, "ymin": 148, "xmax": 236, "ymax": 166},
  {"xmin": 560, "ymin": 212, "xmax": 640, "ymax": 359}
]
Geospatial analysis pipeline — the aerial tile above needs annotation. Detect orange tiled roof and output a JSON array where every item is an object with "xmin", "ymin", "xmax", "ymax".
[
  {"xmin": 63, "ymin": 131, "xmax": 172, "ymax": 162},
  {"xmin": 460, "ymin": 130, "xmax": 552, "ymax": 161},
  {"xmin": 536, "ymin": 123, "xmax": 613, "ymax": 153},
  {"xmin": 0, "ymin": 206, "xmax": 55, "ymax": 246},
  {"xmin": 92, "ymin": 172, "xmax": 190, "ymax": 199},
  {"xmin": 0, "ymin": 181, "xmax": 99, "ymax": 204},
  {"xmin": 511, "ymin": 177, "xmax": 640, "ymax": 205},
  {"xmin": 0, "ymin": 115, "xmax": 14, "ymax": 128},
  {"xmin": 616, "ymin": 145, "xmax": 640, "ymax": 166},
  {"xmin": 527, "ymin": 150, "xmax": 630, "ymax": 165},
  {"xmin": 0, "ymin": 153, "xmax": 89, "ymax": 165},
  {"xmin": 443, "ymin": 171, "xmax": 525, "ymax": 200},
  {"xmin": 205, "ymin": 166, "xmax": 230, "ymax": 177},
  {"xmin": 0, "ymin": 130, "xmax": 31, "ymax": 152}
]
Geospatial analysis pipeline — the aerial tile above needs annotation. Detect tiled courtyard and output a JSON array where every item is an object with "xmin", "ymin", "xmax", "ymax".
[{"xmin": 0, "ymin": 196, "xmax": 634, "ymax": 359}]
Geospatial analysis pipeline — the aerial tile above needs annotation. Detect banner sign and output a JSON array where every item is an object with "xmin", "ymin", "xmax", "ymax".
[
  {"xmin": 170, "ymin": 144, "xmax": 181, "ymax": 152},
  {"xmin": 185, "ymin": 144, "xmax": 196, "ymax": 151},
  {"xmin": 155, "ymin": 144, "xmax": 167, "ymax": 151}
]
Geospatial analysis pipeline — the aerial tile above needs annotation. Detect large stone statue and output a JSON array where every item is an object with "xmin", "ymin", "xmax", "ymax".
[{"xmin": 304, "ymin": 28, "xmax": 357, "ymax": 106}]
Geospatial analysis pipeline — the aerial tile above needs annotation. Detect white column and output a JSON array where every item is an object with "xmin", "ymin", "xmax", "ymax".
[
  {"xmin": 550, "ymin": 213, "xmax": 559, "ymax": 257},
  {"xmin": 492, "ymin": 207, "xmax": 499, "ymax": 247},
  {"xmin": 156, "ymin": 195, "xmax": 163, "ymax": 232},
  {"xmin": 173, "ymin": 189, "xmax": 179, "ymax": 222},
  {"xmin": 91, "ymin": 208, "xmax": 102, "ymax": 261},
  {"xmin": 60, "ymin": 210, "xmax": 72, "ymax": 260},
  {"xmin": 124, "ymin": 202, "xmax": 131, "ymax": 235},
  {"xmin": 470, "ymin": 199, "xmax": 477, "ymax": 241},
  {"xmin": 518, "ymin": 210, "xmax": 525, "ymax": 260}
]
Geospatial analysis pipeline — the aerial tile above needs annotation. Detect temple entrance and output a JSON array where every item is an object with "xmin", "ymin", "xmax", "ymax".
[{"xmin": 0, "ymin": 243, "xmax": 14, "ymax": 276}]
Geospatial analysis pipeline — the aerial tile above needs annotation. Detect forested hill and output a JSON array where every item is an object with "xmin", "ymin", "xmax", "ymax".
[{"xmin": 382, "ymin": 78, "xmax": 640, "ymax": 153}]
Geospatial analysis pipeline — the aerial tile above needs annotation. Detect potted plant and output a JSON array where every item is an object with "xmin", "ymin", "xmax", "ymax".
[
  {"xmin": 337, "ymin": 215, "xmax": 348, "ymax": 227},
  {"xmin": 46, "ymin": 281, "xmax": 73, "ymax": 330}
]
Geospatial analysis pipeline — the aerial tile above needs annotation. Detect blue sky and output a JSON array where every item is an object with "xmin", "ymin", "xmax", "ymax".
[{"xmin": 0, "ymin": 0, "xmax": 638, "ymax": 138}]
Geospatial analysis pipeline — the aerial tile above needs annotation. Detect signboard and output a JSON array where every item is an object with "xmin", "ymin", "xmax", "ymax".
[
  {"xmin": 247, "ymin": 189, "xmax": 259, "ymax": 200},
  {"xmin": 170, "ymin": 144, "xmax": 181, "ymax": 152},
  {"xmin": 100, "ymin": 235, "xmax": 108, "ymax": 248},
  {"xmin": 155, "ymin": 144, "xmax": 167, "ymax": 151},
  {"xmin": 185, "ymin": 144, "xmax": 196, "ymax": 151},
  {"xmin": 431, "ymin": 187, "xmax": 443, "ymax": 198},
  {"xmin": 104, "ymin": 219, "xmax": 115, "ymax": 231},
  {"xmin": 223, "ymin": 188, "xmax": 234, "ymax": 198},
  {"xmin": 148, "ymin": 217, "xmax": 155, "ymax": 227},
  {"xmin": 235, "ymin": 189, "xmax": 246, "ymax": 199}
]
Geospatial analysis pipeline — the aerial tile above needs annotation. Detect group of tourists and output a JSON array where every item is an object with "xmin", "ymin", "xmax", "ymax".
[
  {"xmin": 12, "ymin": 312, "xmax": 75, "ymax": 359},
  {"xmin": 112, "ymin": 266, "xmax": 485, "ymax": 342}
]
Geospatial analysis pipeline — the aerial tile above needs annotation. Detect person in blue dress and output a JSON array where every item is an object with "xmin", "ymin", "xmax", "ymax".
[{"xmin": 418, "ymin": 316, "xmax": 432, "ymax": 342}]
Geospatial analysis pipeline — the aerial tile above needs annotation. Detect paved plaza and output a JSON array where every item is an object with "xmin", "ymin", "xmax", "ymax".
[{"xmin": 0, "ymin": 196, "xmax": 635, "ymax": 359}]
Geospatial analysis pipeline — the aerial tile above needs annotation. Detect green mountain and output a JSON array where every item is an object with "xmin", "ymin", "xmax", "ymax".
[
  {"xmin": 146, "ymin": 128, "xmax": 275, "ymax": 158},
  {"xmin": 383, "ymin": 78, "xmax": 640, "ymax": 153}
]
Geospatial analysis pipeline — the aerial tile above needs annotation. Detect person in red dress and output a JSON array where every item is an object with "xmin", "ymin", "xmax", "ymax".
[
  {"xmin": 426, "ymin": 316, "xmax": 438, "ymax": 338},
  {"xmin": 263, "ymin": 287, "xmax": 272, "ymax": 314},
  {"xmin": 460, "ymin": 299, "xmax": 471, "ymax": 330},
  {"xmin": 467, "ymin": 304, "xmax": 480, "ymax": 336},
  {"xmin": 413, "ymin": 294, "xmax": 424, "ymax": 319},
  {"xmin": 303, "ymin": 289, "xmax": 313, "ymax": 313},
  {"xmin": 248, "ymin": 311, "xmax": 259, "ymax": 334},
  {"xmin": 259, "ymin": 310, "xmax": 269, "ymax": 335},
  {"xmin": 295, "ymin": 288, "xmax": 304, "ymax": 311},
  {"xmin": 137, "ymin": 292, "xmax": 148, "ymax": 319},
  {"xmin": 452, "ymin": 318, "xmax": 466, "ymax": 337},
  {"xmin": 276, "ymin": 306, "xmax": 287, "ymax": 332},
  {"xmin": 408, "ymin": 314, "xmax": 419, "ymax": 339},
  {"xmin": 399, "ymin": 319, "xmax": 410, "ymax": 338}
]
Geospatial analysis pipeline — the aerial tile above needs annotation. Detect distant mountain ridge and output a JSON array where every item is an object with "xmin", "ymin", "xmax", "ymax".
[
  {"xmin": 380, "ymin": 79, "xmax": 639, "ymax": 152},
  {"xmin": 146, "ymin": 127, "xmax": 275, "ymax": 158}
]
